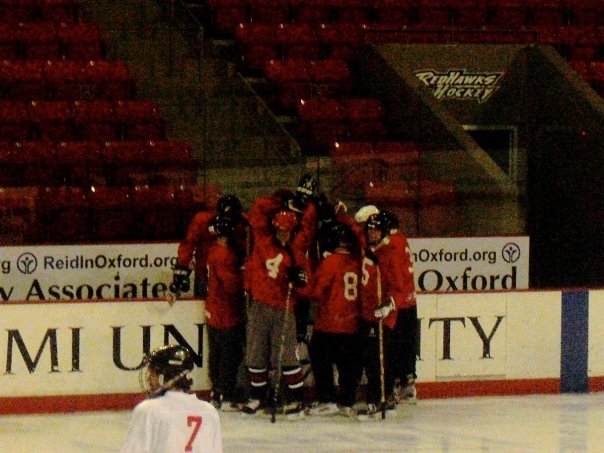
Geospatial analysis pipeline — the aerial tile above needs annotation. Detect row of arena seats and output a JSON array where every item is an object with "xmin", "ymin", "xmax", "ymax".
[
  {"xmin": 265, "ymin": 58, "xmax": 354, "ymax": 109},
  {"xmin": 330, "ymin": 140, "xmax": 421, "ymax": 190},
  {"xmin": 0, "ymin": 22, "xmax": 106, "ymax": 60},
  {"xmin": 0, "ymin": 0, "xmax": 78, "ymax": 23},
  {"xmin": 295, "ymin": 97, "xmax": 388, "ymax": 152},
  {"xmin": 0, "ymin": 184, "xmax": 214, "ymax": 244},
  {"xmin": 0, "ymin": 140, "xmax": 196, "ymax": 187},
  {"xmin": 209, "ymin": 0, "xmax": 603, "ymax": 34},
  {"xmin": 0, "ymin": 60, "xmax": 135, "ymax": 101},
  {"xmin": 0, "ymin": 100, "xmax": 165, "ymax": 141},
  {"xmin": 236, "ymin": 23, "xmax": 604, "ymax": 72}
]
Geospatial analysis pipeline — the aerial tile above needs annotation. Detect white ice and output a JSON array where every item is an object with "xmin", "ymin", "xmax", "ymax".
[{"xmin": 1, "ymin": 393, "xmax": 603, "ymax": 452}]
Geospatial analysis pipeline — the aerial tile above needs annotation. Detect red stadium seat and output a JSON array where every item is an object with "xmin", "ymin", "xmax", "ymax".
[
  {"xmin": 0, "ymin": 101, "xmax": 30, "ymax": 141},
  {"xmin": 145, "ymin": 140, "xmax": 197, "ymax": 185},
  {"xmin": 73, "ymin": 100, "xmax": 118, "ymax": 141},
  {"xmin": 309, "ymin": 59, "xmax": 353, "ymax": 97},
  {"xmin": 341, "ymin": 98, "xmax": 387, "ymax": 141},
  {"xmin": 489, "ymin": 0, "xmax": 529, "ymax": 28},
  {"xmin": 88, "ymin": 185, "xmax": 135, "ymax": 242},
  {"xmin": 133, "ymin": 185, "xmax": 181, "ymax": 240},
  {"xmin": 58, "ymin": 22, "xmax": 106, "ymax": 60},
  {"xmin": 293, "ymin": 0, "xmax": 334, "ymax": 24},
  {"xmin": 296, "ymin": 98, "xmax": 347, "ymax": 152},
  {"xmin": 318, "ymin": 23, "xmax": 363, "ymax": 61},
  {"xmin": 0, "ymin": 0, "xmax": 39, "ymax": 23},
  {"xmin": 208, "ymin": 0, "xmax": 251, "ymax": 34},
  {"xmin": 371, "ymin": 0, "xmax": 416, "ymax": 26},
  {"xmin": 114, "ymin": 100, "xmax": 165, "ymax": 140},
  {"xmin": 55, "ymin": 141, "xmax": 104, "ymax": 186},
  {"xmin": 1, "ymin": 60, "xmax": 46, "ymax": 101},
  {"xmin": 236, "ymin": 23, "xmax": 280, "ymax": 72},
  {"xmin": 278, "ymin": 24, "xmax": 322, "ymax": 61},
  {"xmin": 17, "ymin": 22, "xmax": 60, "ymax": 60},
  {"xmin": 44, "ymin": 60, "xmax": 89, "ymax": 100},
  {"xmin": 101, "ymin": 141, "xmax": 148, "ymax": 185},
  {"xmin": 249, "ymin": 0, "xmax": 292, "ymax": 24},
  {"xmin": 37, "ymin": 186, "xmax": 92, "ymax": 243},
  {"xmin": 41, "ymin": 0, "xmax": 76, "ymax": 22},
  {"xmin": 28, "ymin": 100, "xmax": 76, "ymax": 141},
  {"xmin": 416, "ymin": 0, "xmax": 454, "ymax": 27},
  {"xmin": 14, "ymin": 141, "xmax": 59, "ymax": 185},
  {"xmin": 265, "ymin": 59, "xmax": 312, "ymax": 110},
  {"xmin": 83, "ymin": 60, "xmax": 135, "ymax": 100},
  {"xmin": 0, "ymin": 24, "xmax": 20, "ymax": 59}
]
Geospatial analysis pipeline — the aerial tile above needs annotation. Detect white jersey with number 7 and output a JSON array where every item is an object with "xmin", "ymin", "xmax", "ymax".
[{"xmin": 121, "ymin": 391, "xmax": 223, "ymax": 453}]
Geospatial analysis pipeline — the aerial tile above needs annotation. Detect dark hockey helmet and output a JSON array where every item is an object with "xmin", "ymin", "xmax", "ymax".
[
  {"xmin": 327, "ymin": 223, "xmax": 354, "ymax": 251},
  {"xmin": 209, "ymin": 214, "xmax": 234, "ymax": 237},
  {"xmin": 140, "ymin": 344, "xmax": 195, "ymax": 396},
  {"xmin": 147, "ymin": 344, "xmax": 194, "ymax": 377},
  {"xmin": 381, "ymin": 210, "xmax": 400, "ymax": 232},
  {"xmin": 272, "ymin": 210, "xmax": 298, "ymax": 232},
  {"xmin": 217, "ymin": 195, "xmax": 242, "ymax": 216},
  {"xmin": 365, "ymin": 212, "xmax": 390, "ymax": 236}
]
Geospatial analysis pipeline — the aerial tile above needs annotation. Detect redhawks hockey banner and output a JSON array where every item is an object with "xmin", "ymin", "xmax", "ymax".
[{"xmin": 0, "ymin": 237, "xmax": 529, "ymax": 302}]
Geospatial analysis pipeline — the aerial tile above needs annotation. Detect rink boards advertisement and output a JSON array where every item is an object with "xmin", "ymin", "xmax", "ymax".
[
  {"xmin": 0, "ymin": 290, "xmax": 602, "ymax": 414},
  {"xmin": 0, "ymin": 237, "xmax": 529, "ymax": 302}
]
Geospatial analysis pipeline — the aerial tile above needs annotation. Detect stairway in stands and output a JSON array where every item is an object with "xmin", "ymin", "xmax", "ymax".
[
  {"xmin": 0, "ymin": 0, "xmax": 212, "ymax": 245},
  {"xmin": 178, "ymin": 0, "xmax": 602, "ymax": 235}
]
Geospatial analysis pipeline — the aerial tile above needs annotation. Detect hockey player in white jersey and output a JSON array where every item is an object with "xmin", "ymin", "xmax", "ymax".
[{"xmin": 120, "ymin": 344, "xmax": 224, "ymax": 453}]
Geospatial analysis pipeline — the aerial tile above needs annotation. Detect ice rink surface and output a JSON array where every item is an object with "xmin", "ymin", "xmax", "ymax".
[{"xmin": 1, "ymin": 393, "xmax": 603, "ymax": 452}]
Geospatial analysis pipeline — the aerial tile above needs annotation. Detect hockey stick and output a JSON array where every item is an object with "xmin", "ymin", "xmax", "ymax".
[
  {"xmin": 271, "ymin": 282, "xmax": 294, "ymax": 423},
  {"xmin": 376, "ymin": 264, "xmax": 386, "ymax": 420}
]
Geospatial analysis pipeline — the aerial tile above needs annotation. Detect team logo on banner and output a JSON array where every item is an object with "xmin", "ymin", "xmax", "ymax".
[{"xmin": 414, "ymin": 69, "xmax": 505, "ymax": 103}]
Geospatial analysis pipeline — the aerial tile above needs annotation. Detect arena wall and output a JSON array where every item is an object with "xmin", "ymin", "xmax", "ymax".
[{"xmin": 0, "ymin": 289, "xmax": 601, "ymax": 415}]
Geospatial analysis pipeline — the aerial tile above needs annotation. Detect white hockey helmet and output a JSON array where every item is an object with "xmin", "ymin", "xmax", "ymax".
[{"xmin": 354, "ymin": 205, "xmax": 379, "ymax": 223}]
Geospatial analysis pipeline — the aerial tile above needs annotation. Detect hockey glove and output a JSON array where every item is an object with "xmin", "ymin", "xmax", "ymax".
[
  {"xmin": 287, "ymin": 266, "xmax": 308, "ymax": 288},
  {"xmin": 170, "ymin": 266, "xmax": 191, "ymax": 294},
  {"xmin": 374, "ymin": 297, "xmax": 395, "ymax": 319}
]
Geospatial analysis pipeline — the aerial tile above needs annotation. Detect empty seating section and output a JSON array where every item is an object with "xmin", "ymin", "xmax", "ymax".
[
  {"xmin": 0, "ymin": 1, "xmax": 205, "ymax": 244},
  {"xmin": 221, "ymin": 0, "xmax": 603, "ymax": 234}
]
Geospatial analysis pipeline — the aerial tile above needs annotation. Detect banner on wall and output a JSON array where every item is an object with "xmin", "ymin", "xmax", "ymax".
[{"xmin": 0, "ymin": 237, "xmax": 529, "ymax": 302}]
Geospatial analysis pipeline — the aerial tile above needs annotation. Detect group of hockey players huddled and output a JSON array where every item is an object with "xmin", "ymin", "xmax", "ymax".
[{"xmin": 170, "ymin": 174, "xmax": 418, "ymax": 421}]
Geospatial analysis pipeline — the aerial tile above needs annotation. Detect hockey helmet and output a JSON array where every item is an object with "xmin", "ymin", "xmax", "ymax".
[
  {"xmin": 140, "ymin": 344, "xmax": 195, "ymax": 396},
  {"xmin": 147, "ymin": 344, "xmax": 194, "ymax": 377},
  {"xmin": 217, "ymin": 195, "xmax": 242, "ymax": 216},
  {"xmin": 272, "ymin": 210, "xmax": 298, "ymax": 232},
  {"xmin": 381, "ymin": 210, "xmax": 400, "ymax": 232},
  {"xmin": 354, "ymin": 205, "xmax": 379, "ymax": 223},
  {"xmin": 327, "ymin": 223, "xmax": 355, "ymax": 251},
  {"xmin": 365, "ymin": 212, "xmax": 390, "ymax": 235}
]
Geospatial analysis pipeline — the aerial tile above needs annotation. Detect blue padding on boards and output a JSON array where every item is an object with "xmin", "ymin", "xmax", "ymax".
[{"xmin": 560, "ymin": 291, "xmax": 589, "ymax": 393}]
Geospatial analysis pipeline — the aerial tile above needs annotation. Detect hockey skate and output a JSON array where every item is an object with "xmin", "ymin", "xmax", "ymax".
[
  {"xmin": 308, "ymin": 402, "xmax": 340, "ymax": 416},
  {"xmin": 284, "ymin": 401, "xmax": 305, "ymax": 421},
  {"xmin": 395, "ymin": 383, "xmax": 417, "ymax": 405},
  {"xmin": 355, "ymin": 403, "xmax": 377, "ymax": 421},
  {"xmin": 242, "ymin": 398, "xmax": 264, "ymax": 416},
  {"xmin": 220, "ymin": 400, "xmax": 241, "ymax": 412}
]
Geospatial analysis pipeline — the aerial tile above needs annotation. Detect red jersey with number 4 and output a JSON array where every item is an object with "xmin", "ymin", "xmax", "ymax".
[
  {"xmin": 310, "ymin": 251, "xmax": 361, "ymax": 334},
  {"xmin": 205, "ymin": 242, "xmax": 244, "ymax": 329},
  {"xmin": 244, "ymin": 196, "xmax": 317, "ymax": 312}
]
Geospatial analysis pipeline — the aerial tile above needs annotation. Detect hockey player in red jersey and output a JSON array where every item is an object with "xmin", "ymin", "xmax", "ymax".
[
  {"xmin": 205, "ymin": 214, "xmax": 246, "ymax": 412},
  {"xmin": 357, "ymin": 210, "xmax": 417, "ymax": 418},
  {"xmin": 172, "ymin": 195, "xmax": 247, "ymax": 298},
  {"xmin": 242, "ymin": 190, "xmax": 317, "ymax": 420},
  {"xmin": 306, "ymin": 222, "xmax": 363, "ymax": 417},
  {"xmin": 380, "ymin": 210, "xmax": 418, "ymax": 404}
]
